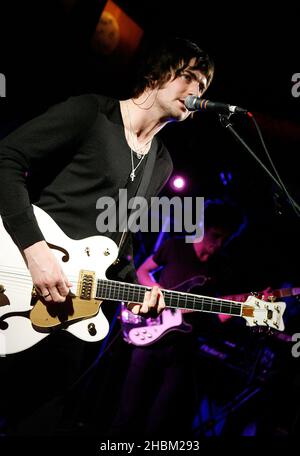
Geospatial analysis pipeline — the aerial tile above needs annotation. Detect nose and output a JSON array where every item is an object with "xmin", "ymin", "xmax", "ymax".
[{"xmin": 188, "ymin": 80, "xmax": 200, "ymax": 97}]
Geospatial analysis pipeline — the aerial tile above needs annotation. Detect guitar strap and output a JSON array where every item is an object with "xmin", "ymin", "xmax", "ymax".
[{"xmin": 117, "ymin": 147, "xmax": 157, "ymax": 252}]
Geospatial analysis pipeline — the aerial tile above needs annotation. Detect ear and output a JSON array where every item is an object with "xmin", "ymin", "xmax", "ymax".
[{"xmin": 144, "ymin": 75, "xmax": 157, "ymax": 90}]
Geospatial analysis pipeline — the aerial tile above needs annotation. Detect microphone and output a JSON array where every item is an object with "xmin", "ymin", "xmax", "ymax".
[{"xmin": 184, "ymin": 95, "xmax": 248, "ymax": 115}]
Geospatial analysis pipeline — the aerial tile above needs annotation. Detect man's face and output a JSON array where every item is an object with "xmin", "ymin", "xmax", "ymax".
[
  {"xmin": 155, "ymin": 58, "xmax": 208, "ymax": 121},
  {"xmin": 196, "ymin": 227, "xmax": 229, "ymax": 262}
]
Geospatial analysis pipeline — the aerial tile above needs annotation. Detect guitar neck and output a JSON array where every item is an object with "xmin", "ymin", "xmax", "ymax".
[
  {"xmin": 180, "ymin": 286, "xmax": 300, "ymax": 315},
  {"xmin": 273, "ymin": 287, "xmax": 300, "ymax": 298},
  {"xmin": 96, "ymin": 279, "xmax": 243, "ymax": 317}
]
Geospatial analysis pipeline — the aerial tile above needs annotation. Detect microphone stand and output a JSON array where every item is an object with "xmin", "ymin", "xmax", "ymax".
[{"xmin": 218, "ymin": 114, "xmax": 300, "ymax": 217}]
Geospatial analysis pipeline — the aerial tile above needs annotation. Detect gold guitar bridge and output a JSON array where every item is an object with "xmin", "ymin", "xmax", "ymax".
[{"xmin": 78, "ymin": 270, "xmax": 96, "ymax": 300}]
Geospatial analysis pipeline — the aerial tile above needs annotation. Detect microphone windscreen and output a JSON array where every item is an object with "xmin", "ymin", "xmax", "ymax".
[{"xmin": 184, "ymin": 95, "xmax": 197, "ymax": 111}]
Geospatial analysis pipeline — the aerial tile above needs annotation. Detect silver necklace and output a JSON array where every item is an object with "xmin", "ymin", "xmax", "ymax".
[
  {"xmin": 130, "ymin": 149, "xmax": 145, "ymax": 182},
  {"xmin": 125, "ymin": 101, "xmax": 151, "ymax": 181}
]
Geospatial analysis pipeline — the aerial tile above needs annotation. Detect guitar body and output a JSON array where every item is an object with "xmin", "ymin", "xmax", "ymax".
[
  {"xmin": 120, "ymin": 276, "xmax": 210, "ymax": 346},
  {"xmin": 121, "ymin": 306, "xmax": 192, "ymax": 347},
  {"xmin": 0, "ymin": 205, "xmax": 118, "ymax": 355}
]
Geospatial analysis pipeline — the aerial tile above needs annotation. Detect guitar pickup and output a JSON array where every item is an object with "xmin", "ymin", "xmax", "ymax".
[{"xmin": 78, "ymin": 270, "xmax": 96, "ymax": 300}]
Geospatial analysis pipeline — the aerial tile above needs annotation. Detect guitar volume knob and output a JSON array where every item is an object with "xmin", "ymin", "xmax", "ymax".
[{"xmin": 88, "ymin": 323, "xmax": 97, "ymax": 336}]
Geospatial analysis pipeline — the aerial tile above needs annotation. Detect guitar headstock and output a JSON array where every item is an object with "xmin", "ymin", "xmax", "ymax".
[{"xmin": 242, "ymin": 295, "xmax": 286, "ymax": 331}]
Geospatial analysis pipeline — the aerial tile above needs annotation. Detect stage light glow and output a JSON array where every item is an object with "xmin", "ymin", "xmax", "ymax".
[{"xmin": 170, "ymin": 175, "xmax": 187, "ymax": 192}]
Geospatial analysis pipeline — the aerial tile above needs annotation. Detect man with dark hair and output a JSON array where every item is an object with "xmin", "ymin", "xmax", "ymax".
[
  {"xmin": 0, "ymin": 36, "xmax": 214, "ymax": 434},
  {"xmin": 0, "ymin": 36, "xmax": 214, "ymax": 309}
]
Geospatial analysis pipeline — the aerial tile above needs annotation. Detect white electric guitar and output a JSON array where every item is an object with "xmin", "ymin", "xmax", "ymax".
[{"xmin": 0, "ymin": 205, "xmax": 286, "ymax": 355}]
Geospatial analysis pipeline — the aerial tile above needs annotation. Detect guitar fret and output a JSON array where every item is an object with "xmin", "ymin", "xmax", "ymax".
[
  {"xmin": 201, "ymin": 300, "xmax": 212, "ymax": 312},
  {"xmin": 138, "ymin": 286, "xmax": 142, "ymax": 303},
  {"xmin": 212, "ymin": 302, "xmax": 220, "ymax": 313},
  {"xmin": 184, "ymin": 292, "xmax": 188, "ymax": 309},
  {"xmin": 115, "ymin": 281, "xmax": 120, "ymax": 301},
  {"xmin": 97, "ymin": 279, "xmax": 148, "ymax": 304}
]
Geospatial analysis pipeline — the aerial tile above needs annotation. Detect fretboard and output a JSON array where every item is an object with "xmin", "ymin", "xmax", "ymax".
[{"xmin": 96, "ymin": 279, "xmax": 242, "ymax": 316}]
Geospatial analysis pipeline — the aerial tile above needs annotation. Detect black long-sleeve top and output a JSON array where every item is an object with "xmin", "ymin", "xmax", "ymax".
[{"xmin": 0, "ymin": 94, "xmax": 173, "ymax": 281}]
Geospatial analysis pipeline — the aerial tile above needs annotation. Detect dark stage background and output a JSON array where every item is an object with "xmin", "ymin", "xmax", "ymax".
[
  {"xmin": 1, "ymin": 0, "xmax": 300, "ymax": 440},
  {"xmin": 1, "ymin": 0, "xmax": 299, "ymax": 288}
]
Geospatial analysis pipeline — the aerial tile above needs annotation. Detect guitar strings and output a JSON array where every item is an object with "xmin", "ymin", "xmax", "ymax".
[
  {"xmin": 0, "ymin": 267, "xmax": 245, "ymax": 310},
  {"xmin": 0, "ymin": 270, "xmax": 268, "ymax": 312},
  {"xmin": 0, "ymin": 269, "xmax": 277, "ymax": 315}
]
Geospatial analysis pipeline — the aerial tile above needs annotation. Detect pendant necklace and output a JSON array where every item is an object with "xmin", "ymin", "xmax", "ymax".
[
  {"xmin": 130, "ymin": 149, "xmax": 145, "ymax": 182},
  {"xmin": 126, "ymin": 101, "xmax": 151, "ymax": 182}
]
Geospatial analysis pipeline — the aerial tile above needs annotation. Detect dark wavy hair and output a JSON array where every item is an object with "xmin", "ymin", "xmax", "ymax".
[{"xmin": 131, "ymin": 36, "xmax": 214, "ymax": 97}]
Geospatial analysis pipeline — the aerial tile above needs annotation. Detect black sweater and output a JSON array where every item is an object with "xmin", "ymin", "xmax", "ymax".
[{"xmin": 0, "ymin": 94, "xmax": 173, "ymax": 280}]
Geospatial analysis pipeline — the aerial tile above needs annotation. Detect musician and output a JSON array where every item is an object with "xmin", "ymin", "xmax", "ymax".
[
  {"xmin": 111, "ymin": 199, "xmax": 246, "ymax": 438},
  {"xmin": 0, "ymin": 36, "xmax": 214, "ymax": 435}
]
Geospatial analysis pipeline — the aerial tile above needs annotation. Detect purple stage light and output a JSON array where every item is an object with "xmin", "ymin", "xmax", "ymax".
[{"xmin": 170, "ymin": 175, "xmax": 187, "ymax": 192}]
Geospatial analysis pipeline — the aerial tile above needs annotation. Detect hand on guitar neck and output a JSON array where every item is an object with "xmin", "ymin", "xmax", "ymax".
[
  {"xmin": 133, "ymin": 257, "xmax": 165, "ymax": 316},
  {"xmin": 127, "ymin": 285, "xmax": 165, "ymax": 317}
]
